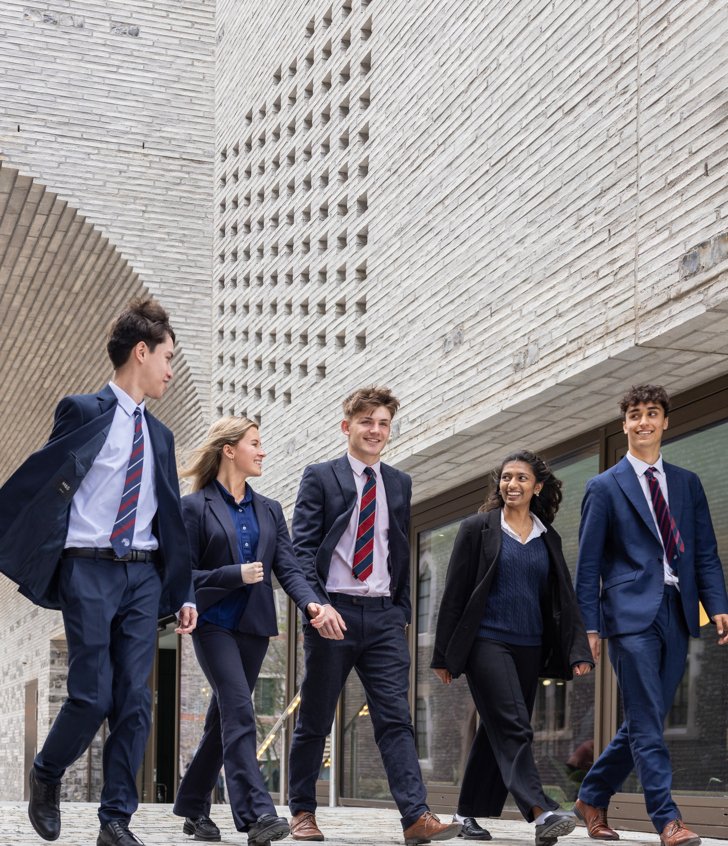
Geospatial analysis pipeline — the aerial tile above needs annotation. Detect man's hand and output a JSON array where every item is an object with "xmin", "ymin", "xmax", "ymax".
[
  {"xmin": 713, "ymin": 613, "xmax": 728, "ymax": 645},
  {"xmin": 588, "ymin": 632, "xmax": 601, "ymax": 664},
  {"xmin": 241, "ymin": 562, "xmax": 264, "ymax": 584},
  {"xmin": 307, "ymin": 603, "xmax": 347, "ymax": 640},
  {"xmin": 433, "ymin": 667, "xmax": 452, "ymax": 685},
  {"xmin": 176, "ymin": 605, "xmax": 198, "ymax": 635},
  {"xmin": 573, "ymin": 662, "xmax": 592, "ymax": 676}
]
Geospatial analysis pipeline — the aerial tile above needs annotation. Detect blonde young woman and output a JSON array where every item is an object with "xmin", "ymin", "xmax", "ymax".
[{"xmin": 172, "ymin": 417, "xmax": 336, "ymax": 845}]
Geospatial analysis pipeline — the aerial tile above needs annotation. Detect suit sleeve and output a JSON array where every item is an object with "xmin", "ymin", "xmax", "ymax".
[
  {"xmin": 691, "ymin": 476, "xmax": 728, "ymax": 619},
  {"xmin": 183, "ymin": 497, "xmax": 242, "ymax": 595},
  {"xmin": 575, "ymin": 477, "xmax": 609, "ymax": 634},
  {"xmin": 291, "ymin": 465, "xmax": 328, "ymax": 595},
  {"xmin": 399, "ymin": 472, "xmax": 413, "ymax": 623},
  {"xmin": 560, "ymin": 556, "xmax": 595, "ymax": 668},
  {"xmin": 431, "ymin": 519, "xmax": 478, "ymax": 669},
  {"xmin": 47, "ymin": 396, "xmax": 85, "ymax": 444},
  {"xmin": 271, "ymin": 501, "xmax": 325, "ymax": 613}
]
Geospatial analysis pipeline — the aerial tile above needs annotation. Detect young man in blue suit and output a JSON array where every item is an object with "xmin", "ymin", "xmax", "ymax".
[
  {"xmin": 287, "ymin": 386, "xmax": 459, "ymax": 845},
  {"xmin": 574, "ymin": 385, "xmax": 728, "ymax": 846},
  {"xmin": 0, "ymin": 298, "xmax": 197, "ymax": 846}
]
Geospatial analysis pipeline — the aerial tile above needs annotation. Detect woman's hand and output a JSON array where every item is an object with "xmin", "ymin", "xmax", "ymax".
[
  {"xmin": 433, "ymin": 667, "xmax": 452, "ymax": 685},
  {"xmin": 241, "ymin": 561, "xmax": 264, "ymax": 584},
  {"xmin": 572, "ymin": 662, "xmax": 592, "ymax": 676}
]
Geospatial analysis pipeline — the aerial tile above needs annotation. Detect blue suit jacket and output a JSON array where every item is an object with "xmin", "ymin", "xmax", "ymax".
[
  {"xmin": 182, "ymin": 481, "xmax": 323, "ymax": 636},
  {"xmin": 0, "ymin": 385, "xmax": 194, "ymax": 617},
  {"xmin": 291, "ymin": 453, "xmax": 413, "ymax": 623},
  {"xmin": 575, "ymin": 456, "xmax": 728, "ymax": 638}
]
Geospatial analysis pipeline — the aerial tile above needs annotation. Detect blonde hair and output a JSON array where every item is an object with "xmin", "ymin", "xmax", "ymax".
[{"xmin": 181, "ymin": 416, "xmax": 259, "ymax": 491}]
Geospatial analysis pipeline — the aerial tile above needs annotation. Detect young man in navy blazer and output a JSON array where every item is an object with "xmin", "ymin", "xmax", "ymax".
[
  {"xmin": 574, "ymin": 385, "xmax": 728, "ymax": 846},
  {"xmin": 287, "ymin": 386, "xmax": 459, "ymax": 846},
  {"xmin": 0, "ymin": 298, "xmax": 197, "ymax": 846}
]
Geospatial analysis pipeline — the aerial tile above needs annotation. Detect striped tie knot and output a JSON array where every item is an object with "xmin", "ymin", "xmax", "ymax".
[
  {"xmin": 644, "ymin": 466, "xmax": 684, "ymax": 564},
  {"xmin": 110, "ymin": 407, "xmax": 144, "ymax": 557},
  {"xmin": 352, "ymin": 466, "xmax": 376, "ymax": 582}
]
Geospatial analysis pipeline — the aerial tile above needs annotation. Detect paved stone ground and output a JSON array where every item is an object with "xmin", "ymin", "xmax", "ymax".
[{"xmin": 0, "ymin": 804, "xmax": 723, "ymax": 846}]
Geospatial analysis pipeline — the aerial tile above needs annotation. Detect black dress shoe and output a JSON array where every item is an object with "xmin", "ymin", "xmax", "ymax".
[
  {"xmin": 28, "ymin": 769, "xmax": 61, "ymax": 841},
  {"xmin": 535, "ymin": 812, "xmax": 577, "ymax": 846},
  {"xmin": 458, "ymin": 817, "xmax": 492, "ymax": 840},
  {"xmin": 183, "ymin": 816, "xmax": 221, "ymax": 842},
  {"xmin": 97, "ymin": 820, "xmax": 145, "ymax": 846},
  {"xmin": 247, "ymin": 814, "xmax": 290, "ymax": 846}
]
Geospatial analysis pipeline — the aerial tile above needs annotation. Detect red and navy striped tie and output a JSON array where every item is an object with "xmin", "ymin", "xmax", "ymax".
[
  {"xmin": 110, "ymin": 407, "xmax": 144, "ymax": 556},
  {"xmin": 352, "ymin": 466, "xmax": 376, "ymax": 581},
  {"xmin": 644, "ymin": 466, "xmax": 684, "ymax": 566}
]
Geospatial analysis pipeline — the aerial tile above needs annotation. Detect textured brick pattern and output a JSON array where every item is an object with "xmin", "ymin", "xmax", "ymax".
[{"xmin": 214, "ymin": 0, "xmax": 728, "ymax": 510}]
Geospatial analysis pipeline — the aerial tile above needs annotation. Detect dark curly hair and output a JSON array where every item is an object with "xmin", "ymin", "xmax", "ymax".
[
  {"xmin": 480, "ymin": 450, "xmax": 563, "ymax": 524},
  {"xmin": 619, "ymin": 384, "xmax": 670, "ymax": 419}
]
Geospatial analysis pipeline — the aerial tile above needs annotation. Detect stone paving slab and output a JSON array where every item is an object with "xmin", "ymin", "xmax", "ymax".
[{"xmin": 0, "ymin": 804, "xmax": 723, "ymax": 846}]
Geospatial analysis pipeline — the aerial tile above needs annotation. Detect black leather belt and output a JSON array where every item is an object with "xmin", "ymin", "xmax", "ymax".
[
  {"xmin": 62, "ymin": 547, "xmax": 160, "ymax": 564},
  {"xmin": 329, "ymin": 592, "xmax": 393, "ymax": 608}
]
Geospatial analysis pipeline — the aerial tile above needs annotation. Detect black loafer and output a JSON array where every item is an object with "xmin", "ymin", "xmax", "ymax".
[
  {"xmin": 183, "ymin": 816, "xmax": 221, "ymax": 842},
  {"xmin": 247, "ymin": 814, "xmax": 290, "ymax": 846},
  {"xmin": 97, "ymin": 820, "xmax": 145, "ymax": 846},
  {"xmin": 535, "ymin": 812, "xmax": 576, "ymax": 846},
  {"xmin": 458, "ymin": 817, "xmax": 492, "ymax": 840},
  {"xmin": 28, "ymin": 769, "xmax": 61, "ymax": 841}
]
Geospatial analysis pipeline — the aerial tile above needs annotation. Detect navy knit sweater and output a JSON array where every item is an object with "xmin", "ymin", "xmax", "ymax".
[{"xmin": 478, "ymin": 531, "xmax": 550, "ymax": 646}]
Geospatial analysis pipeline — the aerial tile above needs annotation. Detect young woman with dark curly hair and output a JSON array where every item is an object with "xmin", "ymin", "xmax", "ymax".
[{"xmin": 431, "ymin": 451, "xmax": 593, "ymax": 845}]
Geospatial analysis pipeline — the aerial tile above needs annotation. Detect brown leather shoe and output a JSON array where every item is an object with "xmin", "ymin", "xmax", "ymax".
[
  {"xmin": 660, "ymin": 820, "xmax": 701, "ymax": 846},
  {"xmin": 403, "ymin": 812, "xmax": 461, "ymax": 845},
  {"xmin": 574, "ymin": 799, "xmax": 620, "ymax": 841},
  {"xmin": 290, "ymin": 812, "xmax": 324, "ymax": 841}
]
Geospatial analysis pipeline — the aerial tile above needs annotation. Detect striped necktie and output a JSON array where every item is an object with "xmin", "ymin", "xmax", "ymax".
[
  {"xmin": 352, "ymin": 466, "xmax": 376, "ymax": 581},
  {"xmin": 110, "ymin": 407, "xmax": 144, "ymax": 556},
  {"xmin": 644, "ymin": 466, "xmax": 684, "ymax": 566}
]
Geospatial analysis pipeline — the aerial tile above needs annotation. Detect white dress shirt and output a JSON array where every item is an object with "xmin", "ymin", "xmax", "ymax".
[
  {"xmin": 65, "ymin": 382, "xmax": 158, "ymax": 550},
  {"xmin": 500, "ymin": 509, "xmax": 548, "ymax": 544},
  {"xmin": 326, "ymin": 454, "xmax": 391, "ymax": 596},
  {"xmin": 625, "ymin": 451, "xmax": 679, "ymax": 587}
]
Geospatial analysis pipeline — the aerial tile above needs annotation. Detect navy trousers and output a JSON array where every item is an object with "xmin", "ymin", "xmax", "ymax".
[
  {"xmin": 457, "ymin": 639, "xmax": 558, "ymax": 821},
  {"xmin": 174, "ymin": 625, "xmax": 271, "ymax": 832},
  {"xmin": 578, "ymin": 586, "xmax": 689, "ymax": 833},
  {"xmin": 288, "ymin": 594, "xmax": 428, "ymax": 829},
  {"xmin": 34, "ymin": 557, "xmax": 161, "ymax": 826}
]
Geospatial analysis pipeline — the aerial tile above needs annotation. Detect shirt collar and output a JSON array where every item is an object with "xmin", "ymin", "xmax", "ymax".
[
  {"xmin": 215, "ymin": 479, "xmax": 253, "ymax": 507},
  {"xmin": 109, "ymin": 381, "xmax": 146, "ymax": 417},
  {"xmin": 500, "ymin": 509, "xmax": 548, "ymax": 543},
  {"xmin": 347, "ymin": 453, "xmax": 381, "ymax": 478},
  {"xmin": 626, "ymin": 451, "xmax": 664, "ymax": 477}
]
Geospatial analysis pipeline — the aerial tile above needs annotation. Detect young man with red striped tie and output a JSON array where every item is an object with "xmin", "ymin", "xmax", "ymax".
[
  {"xmin": 0, "ymin": 298, "xmax": 196, "ymax": 846},
  {"xmin": 287, "ymin": 386, "xmax": 459, "ymax": 846},
  {"xmin": 574, "ymin": 385, "xmax": 728, "ymax": 846}
]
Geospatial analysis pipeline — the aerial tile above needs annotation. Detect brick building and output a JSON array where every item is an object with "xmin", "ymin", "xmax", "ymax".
[{"xmin": 2, "ymin": 0, "xmax": 728, "ymax": 837}]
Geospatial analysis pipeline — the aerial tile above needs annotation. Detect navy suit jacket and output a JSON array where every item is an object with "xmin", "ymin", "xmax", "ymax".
[
  {"xmin": 575, "ymin": 456, "xmax": 728, "ymax": 638},
  {"xmin": 0, "ymin": 385, "xmax": 194, "ymax": 617},
  {"xmin": 291, "ymin": 453, "xmax": 413, "ymax": 623},
  {"xmin": 183, "ymin": 481, "xmax": 323, "ymax": 637}
]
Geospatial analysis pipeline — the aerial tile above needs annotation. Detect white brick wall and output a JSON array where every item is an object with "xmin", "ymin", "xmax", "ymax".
[{"xmin": 214, "ymin": 0, "xmax": 728, "ymax": 509}]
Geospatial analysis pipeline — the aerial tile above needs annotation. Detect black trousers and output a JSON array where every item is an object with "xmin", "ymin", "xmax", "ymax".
[
  {"xmin": 288, "ymin": 594, "xmax": 428, "ymax": 829},
  {"xmin": 173, "ymin": 624, "xmax": 271, "ymax": 831},
  {"xmin": 457, "ymin": 638, "xmax": 558, "ymax": 822}
]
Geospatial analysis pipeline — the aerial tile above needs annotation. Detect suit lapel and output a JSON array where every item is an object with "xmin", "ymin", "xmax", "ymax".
[
  {"xmin": 477, "ymin": 510, "xmax": 501, "ymax": 583},
  {"xmin": 205, "ymin": 482, "xmax": 240, "ymax": 563},
  {"xmin": 380, "ymin": 463, "xmax": 401, "ymax": 521},
  {"xmin": 613, "ymin": 457, "xmax": 661, "ymax": 544},
  {"xmin": 663, "ymin": 462, "xmax": 685, "ymax": 532},
  {"xmin": 333, "ymin": 453, "xmax": 358, "ymax": 513},
  {"xmin": 252, "ymin": 490, "xmax": 274, "ymax": 564}
]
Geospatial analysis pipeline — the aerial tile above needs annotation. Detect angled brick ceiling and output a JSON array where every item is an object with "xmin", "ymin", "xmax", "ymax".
[{"xmin": 0, "ymin": 160, "xmax": 205, "ymax": 483}]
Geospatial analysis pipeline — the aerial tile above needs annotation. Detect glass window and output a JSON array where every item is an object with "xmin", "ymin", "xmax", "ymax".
[{"xmin": 616, "ymin": 421, "xmax": 728, "ymax": 798}]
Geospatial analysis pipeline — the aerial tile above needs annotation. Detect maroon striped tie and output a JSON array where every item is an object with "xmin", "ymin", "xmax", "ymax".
[
  {"xmin": 644, "ymin": 466, "xmax": 684, "ymax": 566},
  {"xmin": 352, "ymin": 467, "xmax": 376, "ymax": 581},
  {"xmin": 110, "ymin": 407, "xmax": 144, "ymax": 556}
]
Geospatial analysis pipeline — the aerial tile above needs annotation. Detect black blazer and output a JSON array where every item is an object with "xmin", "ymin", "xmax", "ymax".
[
  {"xmin": 0, "ymin": 385, "xmax": 193, "ymax": 617},
  {"xmin": 432, "ymin": 509, "xmax": 592, "ymax": 680},
  {"xmin": 183, "ymin": 481, "xmax": 323, "ymax": 637},
  {"xmin": 291, "ymin": 453, "xmax": 413, "ymax": 622}
]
